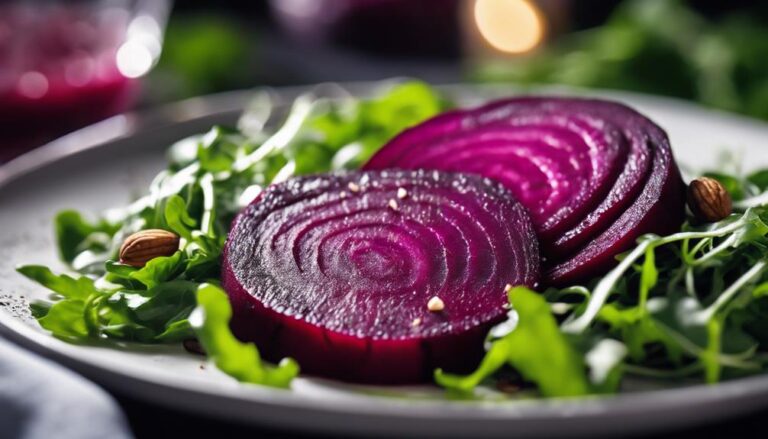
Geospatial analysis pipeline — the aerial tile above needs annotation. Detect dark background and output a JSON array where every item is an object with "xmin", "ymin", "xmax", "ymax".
[
  {"xmin": 4, "ymin": 1, "xmax": 768, "ymax": 436},
  {"xmin": 4, "ymin": 0, "xmax": 768, "ymax": 161},
  {"xmin": 146, "ymin": 0, "xmax": 768, "ymax": 113}
]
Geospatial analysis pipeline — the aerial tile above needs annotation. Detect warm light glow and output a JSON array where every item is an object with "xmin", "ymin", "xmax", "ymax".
[
  {"xmin": 116, "ymin": 41, "xmax": 154, "ymax": 78},
  {"xmin": 474, "ymin": 0, "xmax": 544, "ymax": 54}
]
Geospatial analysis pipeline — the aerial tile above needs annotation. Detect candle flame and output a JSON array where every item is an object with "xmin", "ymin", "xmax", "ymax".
[{"xmin": 474, "ymin": 0, "xmax": 545, "ymax": 54}]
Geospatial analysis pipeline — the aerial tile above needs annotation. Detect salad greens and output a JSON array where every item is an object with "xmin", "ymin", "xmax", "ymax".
[
  {"xmin": 436, "ymin": 287, "xmax": 591, "ymax": 397},
  {"xmin": 191, "ymin": 284, "xmax": 299, "ymax": 387},
  {"xmin": 16, "ymin": 80, "xmax": 768, "ymax": 397},
  {"xmin": 17, "ymin": 80, "xmax": 447, "ymax": 385},
  {"xmin": 442, "ymin": 179, "xmax": 768, "ymax": 397}
]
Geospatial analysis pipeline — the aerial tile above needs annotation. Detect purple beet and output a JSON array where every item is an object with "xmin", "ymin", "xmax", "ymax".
[
  {"xmin": 223, "ymin": 170, "xmax": 539, "ymax": 384},
  {"xmin": 365, "ymin": 97, "xmax": 686, "ymax": 285}
]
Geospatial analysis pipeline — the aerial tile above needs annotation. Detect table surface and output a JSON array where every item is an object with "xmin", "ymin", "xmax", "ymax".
[{"xmin": 115, "ymin": 388, "xmax": 764, "ymax": 438}]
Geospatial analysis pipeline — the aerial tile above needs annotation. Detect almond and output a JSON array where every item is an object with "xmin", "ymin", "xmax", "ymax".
[
  {"xmin": 119, "ymin": 229, "xmax": 180, "ymax": 267},
  {"xmin": 687, "ymin": 177, "xmax": 732, "ymax": 222}
]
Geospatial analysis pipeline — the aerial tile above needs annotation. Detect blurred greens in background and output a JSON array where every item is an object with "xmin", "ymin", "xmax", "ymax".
[
  {"xmin": 148, "ymin": 14, "xmax": 255, "ymax": 102},
  {"xmin": 475, "ymin": 0, "xmax": 768, "ymax": 120},
  {"xmin": 150, "ymin": 1, "xmax": 768, "ymax": 121}
]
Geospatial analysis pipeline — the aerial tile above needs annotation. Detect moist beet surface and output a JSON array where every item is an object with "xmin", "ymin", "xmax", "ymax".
[
  {"xmin": 223, "ymin": 169, "xmax": 539, "ymax": 384},
  {"xmin": 364, "ymin": 97, "xmax": 686, "ymax": 285}
]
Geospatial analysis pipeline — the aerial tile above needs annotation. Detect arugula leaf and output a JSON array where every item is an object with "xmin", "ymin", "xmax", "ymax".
[
  {"xmin": 18, "ymin": 266, "xmax": 199, "ymax": 343},
  {"xmin": 747, "ymin": 169, "xmax": 768, "ymax": 192},
  {"xmin": 191, "ymin": 284, "xmax": 298, "ymax": 387},
  {"xmin": 17, "ymin": 265, "xmax": 99, "ymax": 300},
  {"xmin": 435, "ymin": 287, "xmax": 590, "ymax": 397},
  {"xmin": 164, "ymin": 195, "xmax": 197, "ymax": 241},
  {"xmin": 38, "ymin": 300, "xmax": 90, "ymax": 340},
  {"xmin": 55, "ymin": 210, "xmax": 118, "ymax": 264},
  {"xmin": 129, "ymin": 251, "xmax": 185, "ymax": 289}
]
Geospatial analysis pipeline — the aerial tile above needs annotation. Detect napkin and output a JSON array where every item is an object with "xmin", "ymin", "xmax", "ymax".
[{"xmin": 0, "ymin": 338, "xmax": 133, "ymax": 439}]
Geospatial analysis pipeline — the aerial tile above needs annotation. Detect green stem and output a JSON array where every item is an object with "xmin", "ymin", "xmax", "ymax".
[
  {"xmin": 694, "ymin": 259, "xmax": 768, "ymax": 323},
  {"xmin": 562, "ymin": 213, "xmax": 752, "ymax": 334}
]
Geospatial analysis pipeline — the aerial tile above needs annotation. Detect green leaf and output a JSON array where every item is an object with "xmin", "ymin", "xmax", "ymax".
[
  {"xmin": 732, "ymin": 209, "xmax": 768, "ymax": 246},
  {"xmin": 361, "ymin": 81, "xmax": 446, "ymax": 140},
  {"xmin": 105, "ymin": 261, "xmax": 138, "ymax": 279},
  {"xmin": 639, "ymin": 246, "xmax": 658, "ymax": 307},
  {"xmin": 155, "ymin": 319, "xmax": 194, "ymax": 342},
  {"xmin": 196, "ymin": 126, "xmax": 247, "ymax": 173},
  {"xmin": 133, "ymin": 281, "xmax": 198, "ymax": 326},
  {"xmin": 191, "ymin": 284, "xmax": 299, "ymax": 388},
  {"xmin": 29, "ymin": 301, "xmax": 51, "ymax": 319},
  {"xmin": 164, "ymin": 195, "xmax": 197, "ymax": 241},
  {"xmin": 436, "ymin": 287, "xmax": 590, "ymax": 397},
  {"xmin": 130, "ymin": 251, "xmax": 185, "ymax": 289},
  {"xmin": 38, "ymin": 300, "xmax": 89, "ymax": 340},
  {"xmin": 650, "ymin": 296, "xmax": 759, "ymax": 381},
  {"xmin": 434, "ymin": 338, "xmax": 512, "ymax": 393},
  {"xmin": 747, "ymin": 169, "xmax": 768, "ymax": 192},
  {"xmin": 55, "ymin": 210, "xmax": 117, "ymax": 264},
  {"xmin": 17, "ymin": 265, "xmax": 99, "ymax": 300},
  {"xmin": 309, "ymin": 102, "xmax": 362, "ymax": 150}
]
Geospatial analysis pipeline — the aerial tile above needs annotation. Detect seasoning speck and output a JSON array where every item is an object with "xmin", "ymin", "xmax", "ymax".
[
  {"xmin": 397, "ymin": 187, "xmax": 408, "ymax": 199},
  {"xmin": 388, "ymin": 199, "xmax": 399, "ymax": 211},
  {"xmin": 412, "ymin": 317, "xmax": 422, "ymax": 327},
  {"xmin": 348, "ymin": 182, "xmax": 360, "ymax": 193},
  {"xmin": 339, "ymin": 191, "xmax": 348, "ymax": 198},
  {"xmin": 427, "ymin": 296, "xmax": 444, "ymax": 312},
  {"xmin": 504, "ymin": 284, "xmax": 513, "ymax": 292}
]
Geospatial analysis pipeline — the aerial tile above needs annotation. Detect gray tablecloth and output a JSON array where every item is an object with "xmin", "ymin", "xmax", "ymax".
[{"xmin": 0, "ymin": 338, "xmax": 133, "ymax": 439}]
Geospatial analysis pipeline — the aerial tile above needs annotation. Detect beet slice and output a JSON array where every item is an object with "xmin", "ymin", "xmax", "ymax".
[
  {"xmin": 364, "ymin": 97, "xmax": 686, "ymax": 285},
  {"xmin": 365, "ymin": 100, "xmax": 629, "ymax": 242},
  {"xmin": 223, "ymin": 170, "xmax": 539, "ymax": 384}
]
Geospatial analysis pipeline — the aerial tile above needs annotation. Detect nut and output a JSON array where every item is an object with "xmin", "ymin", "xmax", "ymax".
[
  {"xmin": 687, "ymin": 177, "xmax": 732, "ymax": 222},
  {"xmin": 427, "ymin": 296, "xmax": 445, "ymax": 312},
  {"xmin": 119, "ymin": 229, "xmax": 180, "ymax": 267}
]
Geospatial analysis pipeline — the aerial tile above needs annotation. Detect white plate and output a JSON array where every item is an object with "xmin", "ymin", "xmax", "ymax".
[{"xmin": 2, "ymin": 84, "xmax": 768, "ymax": 438}]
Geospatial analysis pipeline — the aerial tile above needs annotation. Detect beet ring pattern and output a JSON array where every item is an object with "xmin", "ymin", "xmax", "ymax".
[
  {"xmin": 223, "ymin": 169, "xmax": 539, "ymax": 383},
  {"xmin": 365, "ymin": 97, "xmax": 686, "ymax": 285}
]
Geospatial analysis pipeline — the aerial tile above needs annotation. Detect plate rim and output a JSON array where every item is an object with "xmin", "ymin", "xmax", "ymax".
[{"xmin": 3, "ymin": 83, "xmax": 768, "ymax": 436}]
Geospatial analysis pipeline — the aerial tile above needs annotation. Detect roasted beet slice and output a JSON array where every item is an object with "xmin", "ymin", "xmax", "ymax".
[
  {"xmin": 365, "ymin": 97, "xmax": 685, "ymax": 285},
  {"xmin": 223, "ymin": 170, "xmax": 539, "ymax": 384},
  {"xmin": 365, "ymin": 98, "xmax": 629, "ymax": 242}
]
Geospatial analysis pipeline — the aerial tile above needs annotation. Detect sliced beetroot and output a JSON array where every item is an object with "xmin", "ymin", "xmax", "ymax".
[
  {"xmin": 364, "ymin": 97, "xmax": 686, "ymax": 285},
  {"xmin": 365, "ymin": 101, "xmax": 629, "ymax": 242},
  {"xmin": 223, "ymin": 169, "xmax": 539, "ymax": 384}
]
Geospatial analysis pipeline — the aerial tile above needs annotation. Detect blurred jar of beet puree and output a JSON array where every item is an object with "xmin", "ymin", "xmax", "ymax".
[{"xmin": 0, "ymin": 1, "xmax": 168, "ymax": 162}]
